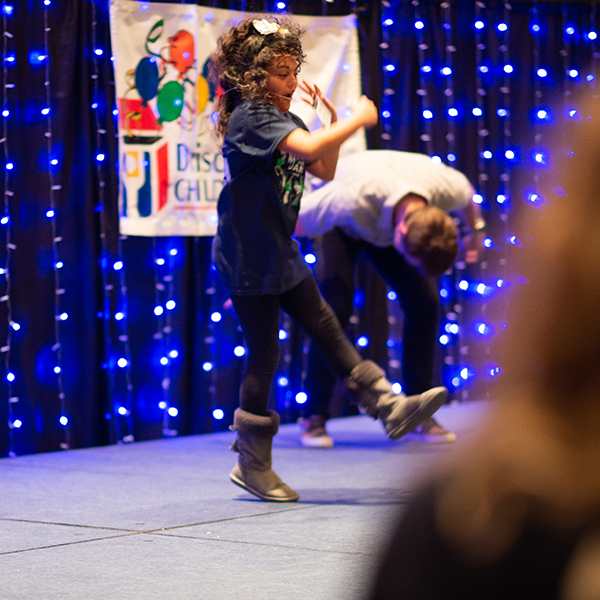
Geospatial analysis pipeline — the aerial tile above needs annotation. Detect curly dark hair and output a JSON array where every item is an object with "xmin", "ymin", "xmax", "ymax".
[
  {"xmin": 401, "ymin": 206, "xmax": 459, "ymax": 277},
  {"xmin": 209, "ymin": 15, "xmax": 306, "ymax": 137}
]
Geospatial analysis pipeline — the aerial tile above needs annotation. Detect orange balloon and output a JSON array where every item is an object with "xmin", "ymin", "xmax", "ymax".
[{"xmin": 170, "ymin": 30, "xmax": 194, "ymax": 74}]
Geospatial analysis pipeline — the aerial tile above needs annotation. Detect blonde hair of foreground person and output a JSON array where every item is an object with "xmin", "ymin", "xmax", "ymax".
[{"xmin": 431, "ymin": 96, "xmax": 600, "ymax": 597}]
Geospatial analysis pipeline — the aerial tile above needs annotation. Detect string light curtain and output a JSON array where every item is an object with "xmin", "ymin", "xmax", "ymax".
[{"xmin": 1, "ymin": 0, "xmax": 599, "ymax": 457}]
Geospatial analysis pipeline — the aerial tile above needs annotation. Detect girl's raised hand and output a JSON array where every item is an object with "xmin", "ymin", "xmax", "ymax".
[{"xmin": 299, "ymin": 80, "xmax": 337, "ymax": 123}]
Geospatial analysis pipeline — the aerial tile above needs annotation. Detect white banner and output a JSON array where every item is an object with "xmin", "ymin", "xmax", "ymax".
[{"xmin": 109, "ymin": 1, "xmax": 365, "ymax": 237}]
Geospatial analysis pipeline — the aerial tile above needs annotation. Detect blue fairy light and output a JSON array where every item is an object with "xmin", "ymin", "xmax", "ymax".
[
  {"xmin": 202, "ymin": 362, "xmax": 213, "ymax": 372},
  {"xmin": 474, "ymin": 20, "xmax": 484, "ymax": 30},
  {"xmin": 357, "ymin": 336, "xmax": 369, "ymax": 348},
  {"xmin": 2, "ymin": 4, "xmax": 14, "ymax": 16},
  {"xmin": 213, "ymin": 409, "xmax": 225, "ymax": 420},
  {"xmin": 155, "ymin": 257, "xmax": 165, "ymax": 266},
  {"xmin": 94, "ymin": 49, "xmax": 103, "ymax": 56},
  {"xmin": 54, "ymin": 366, "xmax": 61, "ymax": 374},
  {"xmin": 167, "ymin": 407, "xmax": 178, "ymax": 417},
  {"xmin": 505, "ymin": 149, "xmax": 515, "ymax": 160},
  {"xmin": 482, "ymin": 150, "xmax": 492, "ymax": 159},
  {"xmin": 458, "ymin": 280, "xmax": 469, "ymax": 291},
  {"xmin": 448, "ymin": 108, "xmax": 458, "ymax": 117},
  {"xmin": 59, "ymin": 416, "xmax": 68, "ymax": 426},
  {"xmin": 278, "ymin": 329, "xmax": 288, "ymax": 340},
  {"xmin": 447, "ymin": 153, "xmax": 456, "ymax": 162},
  {"xmin": 6, "ymin": 372, "xmax": 15, "ymax": 382},
  {"xmin": 472, "ymin": 107, "xmax": 483, "ymax": 117},
  {"xmin": 588, "ymin": 31, "xmax": 598, "ymax": 41},
  {"xmin": 295, "ymin": 392, "xmax": 307, "ymax": 404},
  {"xmin": 160, "ymin": 357, "xmax": 169, "ymax": 366},
  {"xmin": 117, "ymin": 358, "xmax": 128, "ymax": 368},
  {"xmin": 414, "ymin": 20, "xmax": 424, "ymax": 29},
  {"xmin": 304, "ymin": 253, "xmax": 316, "ymax": 264},
  {"xmin": 569, "ymin": 69, "xmax": 579, "ymax": 78},
  {"xmin": 565, "ymin": 26, "xmax": 575, "ymax": 35},
  {"xmin": 472, "ymin": 194, "xmax": 483, "ymax": 204},
  {"xmin": 497, "ymin": 23, "xmax": 508, "ymax": 32},
  {"xmin": 166, "ymin": 300, "xmax": 176, "ymax": 310},
  {"xmin": 117, "ymin": 406, "xmax": 128, "ymax": 415},
  {"xmin": 423, "ymin": 109, "xmax": 433, "ymax": 119},
  {"xmin": 2, "ymin": 109, "xmax": 9, "ymax": 117},
  {"xmin": 391, "ymin": 382, "xmax": 402, "ymax": 394},
  {"xmin": 154, "ymin": 306, "xmax": 164, "ymax": 316},
  {"xmin": 504, "ymin": 64, "xmax": 514, "ymax": 74},
  {"xmin": 59, "ymin": 312, "xmax": 68, "ymax": 320},
  {"xmin": 441, "ymin": 66, "xmax": 452, "ymax": 76},
  {"xmin": 115, "ymin": 312, "xmax": 124, "ymax": 320},
  {"xmin": 537, "ymin": 68, "xmax": 548, "ymax": 78},
  {"xmin": 41, "ymin": 107, "xmax": 50, "ymax": 115},
  {"xmin": 169, "ymin": 350, "xmax": 178, "ymax": 358},
  {"xmin": 439, "ymin": 334, "xmax": 449, "ymax": 346},
  {"xmin": 431, "ymin": 155, "xmax": 442, "ymax": 164},
  {"xmin": 387, "ymin": 291, "xmax": 397, "ymax": 300},
  {"xmin": 46, "ymin": 209, "xmax": 55, "ymax": 218},
  {"xmin": 234, "ymin": 345, "xmax": 245, "ymax": 357},
  {"xmin": 113, "ymin": 260, "xmax": 123, "ymax": 270},
  {"xmin": 10, "ymin": 322, "xmax": 20, "ymax": 331},
  {"xmin": 96, "ymin": 153, "xmax": 105, "ymax": 162},
  {"xmin": 13, "ymin": 420, "xmax": 22, "ymax": 428},
  {"xmin": 277, "ymin": 376, "xmax": 288, "ymax": 387},
  {"xmin": 497, "ymin": 108, "xmax": 508, "ymax": 117},
  {"xmin": 383, "ymin": 18, "xmax": 394, "ymax": 26},
  {"xmin": 210, "ymin": 311, "xmax": 221, "ymax": 322}
]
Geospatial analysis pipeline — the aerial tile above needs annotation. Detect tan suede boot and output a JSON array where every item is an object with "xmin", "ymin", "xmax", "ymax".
[
  {"xmin": 343, "ymin": 360, "xmax": 447, "ymax": 441},
  {"xmin": 229, "ymin": 409, "xmax": 300, "ymax": 502}
]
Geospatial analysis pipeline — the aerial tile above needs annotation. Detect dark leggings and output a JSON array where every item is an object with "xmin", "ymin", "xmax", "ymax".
[
  {"xmin": 231, "ymin": 274, "xmax": 362, "ymax": 416},
  {"xmin": 304, "ymin": 228, "xmax": 440, "ymax": 417}
]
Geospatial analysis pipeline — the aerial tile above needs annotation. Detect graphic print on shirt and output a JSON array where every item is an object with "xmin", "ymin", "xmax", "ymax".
[{"xmin": 274, "ymin": 151, "xmax": 305, "ymax": 206}]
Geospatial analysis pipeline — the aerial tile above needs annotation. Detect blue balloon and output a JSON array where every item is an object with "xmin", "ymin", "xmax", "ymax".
[{"xmin": 135, "ymin": 57, "xmax": 159, "ymax": 102}]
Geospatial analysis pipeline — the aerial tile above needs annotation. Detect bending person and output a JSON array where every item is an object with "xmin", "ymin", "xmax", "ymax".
[{"xmin": 295, "ymin": 150, "xmax": 483, "ymax": 447}]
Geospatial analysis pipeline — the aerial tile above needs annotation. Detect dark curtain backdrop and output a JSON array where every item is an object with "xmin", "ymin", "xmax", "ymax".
[{"xmin": 1, "ymin": 0, "xmax": 597, "ymax": 456}]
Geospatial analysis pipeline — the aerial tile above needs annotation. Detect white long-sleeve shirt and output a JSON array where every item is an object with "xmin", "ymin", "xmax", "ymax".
[{"xmin": 299, "ymin": 150, "xmax": 473, "ymax": 247}]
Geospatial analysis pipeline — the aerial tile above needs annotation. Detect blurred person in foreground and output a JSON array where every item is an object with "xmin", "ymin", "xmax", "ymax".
[{"xmin": 367, "ymin": 98, "xmax": 600, "ymax": 600}]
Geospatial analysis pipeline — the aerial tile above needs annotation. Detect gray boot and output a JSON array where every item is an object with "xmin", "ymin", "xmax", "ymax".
[
  {"xmin": 229, "ymin": 409, "xmax": 300, "ymax": 502},
  {"xmin": 343, "ymin": 360, "xmax": 447, "ymax": 441}
]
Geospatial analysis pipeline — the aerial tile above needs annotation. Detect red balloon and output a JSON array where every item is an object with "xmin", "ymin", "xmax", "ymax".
[{"xmin": 169, "ymin": 30, "xmax": 194, "ymax": 74}]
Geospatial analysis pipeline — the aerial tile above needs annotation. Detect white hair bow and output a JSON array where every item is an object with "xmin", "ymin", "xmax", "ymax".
[{"xmin": 253, "ymin": 19, "xmax": 280, "ymax": 35}]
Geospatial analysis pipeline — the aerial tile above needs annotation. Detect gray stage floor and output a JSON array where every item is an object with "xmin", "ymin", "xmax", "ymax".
[{"xmin": 0, "ymin": 401, "xmax": 489, "ymax": 600}]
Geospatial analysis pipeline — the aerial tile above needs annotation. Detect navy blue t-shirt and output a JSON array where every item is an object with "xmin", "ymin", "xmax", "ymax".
[{"xmin": 212, "ymin": 100, "xmax": 312, "ymax": 295}]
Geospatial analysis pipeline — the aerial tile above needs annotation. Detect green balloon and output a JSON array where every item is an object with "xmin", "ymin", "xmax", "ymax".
[{"xmin": 157, "ymin": 81, "xmax": 184, "ymax": 122}]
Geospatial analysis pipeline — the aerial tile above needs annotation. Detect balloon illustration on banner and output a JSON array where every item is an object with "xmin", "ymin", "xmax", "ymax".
[
  {"xmin": 168, "ymin": 30, "xmax": 195, "ymax": 76},
  {"xmin": 122, "ymin": 18, "xmax": 199, "ymax": 127},
  {"xmin": 157, "ymin": 80, "xmax": 184, "ymax": 122},
  {"xmin": 135, "ymin": 56, "xmax": 159, "ymax": 105}
]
